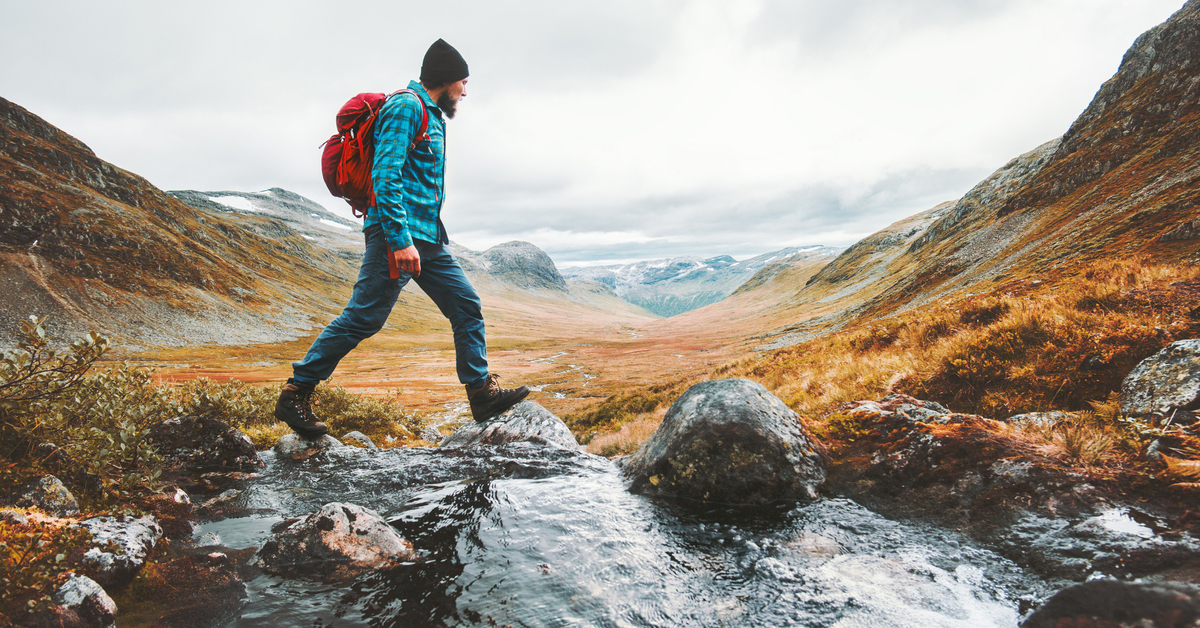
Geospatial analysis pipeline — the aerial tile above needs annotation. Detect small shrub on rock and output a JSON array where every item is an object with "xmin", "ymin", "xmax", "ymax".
[{"xmin": 0, "ymin": 518, "xmax": 92, "ymax": 625}]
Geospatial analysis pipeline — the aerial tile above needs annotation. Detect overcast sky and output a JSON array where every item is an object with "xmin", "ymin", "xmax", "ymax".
[{"xmin": 1, "ymin": 0, "xmax": 1187, "ymax": 265}]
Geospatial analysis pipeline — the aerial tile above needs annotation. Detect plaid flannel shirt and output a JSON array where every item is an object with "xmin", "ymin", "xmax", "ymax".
[{"xmin": 364, "ymin": 80, "xmax": 447, "ymax": 251}]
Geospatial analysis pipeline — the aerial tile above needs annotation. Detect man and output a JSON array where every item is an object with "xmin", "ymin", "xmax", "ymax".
[{"xmin": 275, "ymin": 39, "xmax": 528, "ymax": 438}]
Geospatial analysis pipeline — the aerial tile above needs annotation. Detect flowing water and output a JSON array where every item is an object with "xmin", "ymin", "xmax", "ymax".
[{"xmin": 194, "ymin": 443, "xmax": 1052, "ymax": 627}]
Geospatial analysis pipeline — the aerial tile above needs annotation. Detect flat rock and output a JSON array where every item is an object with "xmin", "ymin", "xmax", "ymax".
[
  {"xmin": 440, "ymin": 401, "xmax": 578, "ymax": 450},
  {"xmin": 148, "ymin": 416, "xmax": 264, "ymax": 476},
  {"xmin": 251, "ymin": 502, "xmax": 416, "ymax": 580},
  {"xmin": 6, "ymin": 475, "xmax": 79, "ymax": 516},
  {"xmin": 74, "ymin": 515, "xmax": 163, "ymax": 589},
  {"xmin": 1122, "ymin": 339, "xmax": 1200, "ymax": 419},
  {"xmin": 620, "ymin": 378, "xmax": 828, "ymax": 505},
  {"xmin": 1023, "ymin": 580, "xmax": 1200, "ymax": 627},
  {"xmin": 342, "ymin": 431, "xmax": 377, "ymax": 449},
  {"xmin": 273, "ymin": 433, "xmax": 344, "ymax": 460}
]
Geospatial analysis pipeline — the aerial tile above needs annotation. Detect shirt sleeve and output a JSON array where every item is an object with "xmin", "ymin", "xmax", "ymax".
[{"xmin": 372, "ymin": 92, "xmax": 423, "ymax": 251}]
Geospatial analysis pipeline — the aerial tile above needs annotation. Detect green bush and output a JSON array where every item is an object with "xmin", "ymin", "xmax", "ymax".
[
  {"xmin": 0, "ymin": 317, "xmax": 169, "ymax": 504},
  {"xmin": 0, "ymin": 520, "xmax": 91, "ymax": 625}
]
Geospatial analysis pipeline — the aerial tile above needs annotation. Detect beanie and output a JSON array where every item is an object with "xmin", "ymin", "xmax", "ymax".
[{"xmin": 420, "ymin": 39, "xmax": 469, "ymax": 85}]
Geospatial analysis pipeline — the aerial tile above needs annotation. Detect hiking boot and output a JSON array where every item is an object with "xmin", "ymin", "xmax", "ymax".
[
  {"xmin": 274, "ymin": 379, "xmax": 329, "ymax": 438},
  {"xmin": 466, "ymin": 374, "xmax": 529, "ymax": 422}
]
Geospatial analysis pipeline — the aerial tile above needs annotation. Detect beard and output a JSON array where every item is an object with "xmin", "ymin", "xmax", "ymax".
[{"xmin": 436, "ymin": 91, "xmax": 458, "ymax": 119}]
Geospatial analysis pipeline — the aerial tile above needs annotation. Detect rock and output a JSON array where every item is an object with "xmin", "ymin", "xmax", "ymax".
[
  {"xmin": 0, "ymin": 509, "xmax": 28, "ymax": 524},
  {"xmin": 73, "ymin": 515, "xmax": 163, "ymax": 589},
  {"xmin": 1022, "ymin": 580, "xmax": 1200, "ymax": 628},
  {"xmin": 148, "ymin": 416, "xmax": 264, "ymax": 477},
  {"xmin": 251, "ymin": 502, "xmax": 416, "ymax": 580},
  {"xmin": 32, "ymin": 443, "xmax": 103, "ymax": 496},
  {"xmin": 418, "ymin": 425, "xmax": 442, "ymax": 443},
  {"xmin": 1006, "ymin": 411, "xmax": 1072, "ymax": 427},
  {"xmin": 141, "ymin": 488, "xmax": 195, "ymax": 540},
  {"xmin": 342, "ymin": 431, "xmax": 377, "ymax": 449},
  {"xmin": 6, "ymin": 475, "xmax": 79, "ymax": 516},
  {"xmin": 440, "ymin": 401, "xmax": 578, "ymax": 450},
  {"xmin": 273, "ymin": 433, "xmax": 344, "ymax": 461},
  {"xmin": 27, "ymin": 574, "xmax": 118, "ymax": 628},
  {"xmin": 117, "ymin": 552, "xmax": 246, "ymax": 628},
  {"xmin": 1121, "ymin": 339, "xmax": 1200, "ymax": 419},
  {"xmin": 620, "ymin": 379, "xmax": 828, "ymax": 505}
]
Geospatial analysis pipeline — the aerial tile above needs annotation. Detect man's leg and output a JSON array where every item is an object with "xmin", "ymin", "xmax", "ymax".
[
  {"xmin": 413, "ymin": 241, "xmax": 528, "ymax": 421},
  {"xmin": 278, "ymin": 225, "xmax": 407, "ymax": 436}
]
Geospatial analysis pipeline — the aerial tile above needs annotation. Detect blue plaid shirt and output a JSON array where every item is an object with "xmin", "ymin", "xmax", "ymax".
[{"xmin": 364, "ymin": 80, "xmax": 447, "ymax": 250}]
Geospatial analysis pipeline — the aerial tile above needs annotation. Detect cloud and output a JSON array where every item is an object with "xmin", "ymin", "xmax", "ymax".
[{"xmin": 1, "ymin": 0, "xmax": 1187, "ymax": 264}]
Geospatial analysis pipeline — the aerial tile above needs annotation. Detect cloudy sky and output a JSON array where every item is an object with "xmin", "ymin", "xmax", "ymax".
[{"xmin": 1, "ymin": 0, "xmax": 1186, "ymax": 265}]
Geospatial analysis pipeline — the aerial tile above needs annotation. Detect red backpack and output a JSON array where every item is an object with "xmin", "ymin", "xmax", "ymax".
[{"xmin": 320, "ymin": 89, "xmax": 429, "ymax": 217}]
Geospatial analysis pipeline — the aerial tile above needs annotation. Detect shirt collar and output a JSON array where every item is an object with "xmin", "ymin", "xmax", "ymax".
[{"xmin": 407, "ymin": 80, "xmax": 441, "ymax": 116}]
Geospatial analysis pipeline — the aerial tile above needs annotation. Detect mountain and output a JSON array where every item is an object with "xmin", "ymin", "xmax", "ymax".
[
  {"xmin": 169, "ymin": 189, "xmax": 362, "ymax": 262},
  {"xmin": 754, "ymin": 0, "xmax": 1200, "ymax": 347},
  {"xmin": 560, "ymin": 247, "xmax": 842, "ymax": 317},
  {"xmin": 0, "ymin": 97, "xmax": 366, "ymax": 349}
]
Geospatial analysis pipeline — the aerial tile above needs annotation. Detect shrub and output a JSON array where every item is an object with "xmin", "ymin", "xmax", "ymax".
[
  {"xmin": 0, "ymin": 317, "xmax": 169, "ymax": 504},
  {"xmin": 0, "ymin": 519, "xmax": 92, "ymax": 625}
]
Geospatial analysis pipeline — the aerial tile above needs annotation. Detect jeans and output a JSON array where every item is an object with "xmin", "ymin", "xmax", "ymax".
[{"xmin": 292, "ymin": 224, "xmax": 488, "ymax": 388}]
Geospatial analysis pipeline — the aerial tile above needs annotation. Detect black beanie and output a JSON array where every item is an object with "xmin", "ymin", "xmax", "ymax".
[{"xmin": 420, "ymin": 39, "xmax": 469, "ymax": 85}]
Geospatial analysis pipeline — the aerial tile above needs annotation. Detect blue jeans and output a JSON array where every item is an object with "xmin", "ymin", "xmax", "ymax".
[{"xmin": 292, "ymin": 224, "xmax": 488, "ymax": 388}]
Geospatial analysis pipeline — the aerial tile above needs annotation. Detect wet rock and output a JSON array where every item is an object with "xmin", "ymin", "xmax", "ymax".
[
  {"xmin": 142, "ymin": 488, "xmax": 194, "ymax": 540},
  {"xmin": 117, "ymin": 552, "xmax": 246, "ymax": 628},
  {"xmin": 0, "ymin": 509, "xmax": 28, "ymax": 524},
  {"xmin": 1121, "ymin": 339, "xmax": 1200, "ymax": 420},
  {"xmin": 148, "ymin": 416, "xmax": 264, "ymax": 477},
  {"xmin": 74, "ymin": 515, "xmax": 163, "ymax": 589},
  {"xmin": 273, "ymin": 433, "xmax": 344, "ymax": 460},
  {"xmin": 620, "ymin": 378, "xmax": 828, "ymax": 505},
  {"xmin": 5, "ymin": 475, "xmax": 79, "ymax": 516},
  {"xmin": 197, "ymin": 471, "xmax": 259, "ymax": 492},
  {"xmin": 419, "ymin": 425, "xmax": 442, "ymax": 443},
  {"xmin": 342, "ymin": 431, "xmax": 377, "ymax": 449},
  {"xmin": 441, "ymin": 401, "xmax": 579, "ymax": 450},
  {"xmin": 825, "ymin": 394, "xmax": 1200, "ymax": 581},
  {"xmin": 1023, "ymin": 580, "xmax": 1200, "ymax": 628},
  {"xmin": 25, "ymin": 574, "xmax": 118, "ymax": 628},
  {"xmin": 251, "ymin": 502, "xmax": 416, "ymax": 580}
]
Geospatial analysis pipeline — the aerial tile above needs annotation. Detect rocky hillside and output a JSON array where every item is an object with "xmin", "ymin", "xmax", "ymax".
[
  {"xmin": 561, "ymin": 247, "xmax": 841, "ymax": 317},
  {"xmin": 169, "ymin": 189, "xmax": 362, "ymax": 262},
  {"xmin": 768, "ymin": 0, "xmax": 1200, "ymax": 346},
  {"xmin": 0, "ymin": 97, "xmax": 359, "ymax": 349}
]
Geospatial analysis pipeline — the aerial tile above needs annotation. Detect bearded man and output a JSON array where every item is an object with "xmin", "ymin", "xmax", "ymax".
[{"xmin": 275, "ymin": 39, "xmax": 528, "ymax": 438}]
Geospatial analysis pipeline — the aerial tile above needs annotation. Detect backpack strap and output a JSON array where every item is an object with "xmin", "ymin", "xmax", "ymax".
[{"xmin": 388, "ymin": 89, "xmax": 430, "ymax": 152}]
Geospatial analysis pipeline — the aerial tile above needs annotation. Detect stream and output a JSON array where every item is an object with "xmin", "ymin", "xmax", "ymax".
[{"xmin": 193, "ymin": 443, "xmax": 1053, "ymax": 627}]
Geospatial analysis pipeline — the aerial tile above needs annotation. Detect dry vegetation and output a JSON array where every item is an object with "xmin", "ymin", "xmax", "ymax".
[{"xmin": 574, "ymin": 257, "xmax": 1200, "ymax": 470}]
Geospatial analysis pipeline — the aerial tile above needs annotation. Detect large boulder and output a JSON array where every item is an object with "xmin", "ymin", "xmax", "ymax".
[
  {"xmin": 440, "ymin": 401, "xmax": 578, "ymax": 450},
  {"xmin": 620, "ymin": 379, "xmax": 828, "ymax": 505},
  {"xmin": 251, "ymin": 502, "xmax": 416, "ymax": 580},
  {"xmin": 1122, "ymin": 339, "xmax": 1200, "ymax": 420},
  {"xmin": 5, "ymin": 475, "xmax": 79, "ymax": 516},
  {"xmin": 1022, "ymin": 580, "xmax": 1200, "ymax": 627},
  {"xmin": 148, "ymin": 416, "xmax": 264, "ymax": 477},
  {"xmin": 73, "ymin": 515, "xmax": 163, "ymax": 589}
]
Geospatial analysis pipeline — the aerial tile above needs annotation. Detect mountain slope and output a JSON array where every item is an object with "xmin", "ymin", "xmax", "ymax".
[
  {"xmin": 763, "ymin": 0, "xmax": 1200, "ymax": 347},
  {"xmin": 0, "ymin": 97, "xmax": 370, "ymax": 348}
]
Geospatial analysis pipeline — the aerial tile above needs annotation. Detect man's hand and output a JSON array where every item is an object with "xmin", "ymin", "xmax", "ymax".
[{"xmin": 390, "ymin": 245, "xmax": 421, "ymax": 277}]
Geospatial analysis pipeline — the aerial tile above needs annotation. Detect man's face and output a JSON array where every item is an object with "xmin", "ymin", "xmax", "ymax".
[{"xmin": 437, "ymin": 78, "xmax": 468, "ymax": 119}]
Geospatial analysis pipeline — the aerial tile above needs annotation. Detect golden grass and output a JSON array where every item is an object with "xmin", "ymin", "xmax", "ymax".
[
  {"xmin": 578, "ymin": 256, "xmax": 1200, "ymax": 465},
  {"xmin": 585, "ymin": 408, "xmax": 666, "ymax": 458}
]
